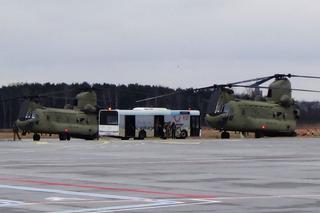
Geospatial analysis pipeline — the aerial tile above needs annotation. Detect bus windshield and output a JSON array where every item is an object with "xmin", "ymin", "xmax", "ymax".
[{"xmin": 100, "ymin": 111, "xmax": 118, "ymax": 125}]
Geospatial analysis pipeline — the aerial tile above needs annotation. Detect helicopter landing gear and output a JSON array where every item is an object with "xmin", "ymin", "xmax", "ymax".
[
  {"xmin": 221, "ymin": 131, "xmax": 230, "ymax": 139},
  {"xmin": 59, "ymin": 133, "xmax": 70, "ymax": 141},
  {"xmin": 33, "ymin": 133, "xmax": 41, "ymax": 141},
  {"xmin": 255, "ymin": 131, "xmax": 264, "ymax": 138}
]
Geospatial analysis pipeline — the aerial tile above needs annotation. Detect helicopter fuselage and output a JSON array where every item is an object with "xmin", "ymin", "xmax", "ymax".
[
  {"xmin": 205, "ymin": 99, "xmax": 297, "ymax": 137},
  {"xmin": 16, "ymin": 107, "xmax": 98, "ymax": 140}
]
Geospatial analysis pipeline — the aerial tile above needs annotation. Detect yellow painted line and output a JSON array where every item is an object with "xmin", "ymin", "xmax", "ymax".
[
  {"xmin": 33, "ymin": 141, "xmax": 48, "ymax": 145},
  {"xmin": 161, "ymin": 141, "xmax": 201, "ymax": 145}
]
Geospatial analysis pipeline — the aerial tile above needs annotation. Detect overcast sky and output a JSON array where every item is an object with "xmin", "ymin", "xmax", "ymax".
[{"xmin": 1, "ymin": 0, "xmax": 320, "ymax": 100}]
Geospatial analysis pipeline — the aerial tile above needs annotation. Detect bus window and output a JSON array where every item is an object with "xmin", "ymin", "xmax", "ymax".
[{"xmin": 100, "ymin": 111, "xmax": 118, "ymax": 125}]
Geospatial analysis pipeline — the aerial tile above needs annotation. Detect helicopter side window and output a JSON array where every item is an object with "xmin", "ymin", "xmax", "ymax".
[
  {"xmin": 73, "ymin": 99, "xmax": 78, "ymax": 106},
  {"xmin": 76, "ymin": 118, "xmax": 85, "ymax": 123}
]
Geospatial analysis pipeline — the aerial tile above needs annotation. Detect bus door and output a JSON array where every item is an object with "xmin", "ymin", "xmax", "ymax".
[
  {"xmin": 154, "ymin": 115, "xmax": 164, "ymax": 137},
  {"xmin": 190, "ymin": 116, "xmax": 200, "ymax": 136},
  {"xmin": 125, "ymin": 115, "xmax": 136, "ymax": 138}
]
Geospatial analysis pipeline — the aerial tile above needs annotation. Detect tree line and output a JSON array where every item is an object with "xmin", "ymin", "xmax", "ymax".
[{"xmin": 0, "ymin": 82, "xmax": 318, "ymax": 128}]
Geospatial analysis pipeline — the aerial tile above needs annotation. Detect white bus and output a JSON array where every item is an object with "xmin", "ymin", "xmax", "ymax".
[{"xmin": 99, "ymin": 108, "xmax": 201, "ymax": 139}]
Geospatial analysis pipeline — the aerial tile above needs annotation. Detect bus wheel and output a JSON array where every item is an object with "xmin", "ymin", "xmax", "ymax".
[
  {"xmin": 33, "ymin": 133, "xmax": 41, "ymax": 141},
  {"xmin": 255, "ymin": 131, "xmax": 264, "ymax": 138},
  {"xmin": 59, "ymin": 133, "xmax": 67, "ymax": 141},
  {"xmin": 221, "ymin": 131, "xmax": 230, "ymax": 139},
  {"xmin": 180, "ymin": 130, "xmax": 188, "ymax": 139},
  {"xmin": 138, "ymin": 130, "xmax": 146, "ymax": 140}
]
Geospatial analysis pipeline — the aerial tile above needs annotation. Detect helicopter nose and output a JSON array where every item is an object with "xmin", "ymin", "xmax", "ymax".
[
  {"xmin": 205, "ymin": 113, "xmax": 228, "ymax": 128},
  {"xmin": 15, "ymin": 119, "xmax": 34, "ymax": 132}
]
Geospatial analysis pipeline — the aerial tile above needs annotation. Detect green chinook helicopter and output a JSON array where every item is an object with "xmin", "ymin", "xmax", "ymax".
[
  {"xmin": 204, "ymin": 74, "xmax": 320, "ymax": 138},
  {"xmin": 13, "ymin": 90, "xmax": 99, "ymax": 141},
  {"xmin": 137, "ymin": 74, "xmax": 320, "ymax": 139}
]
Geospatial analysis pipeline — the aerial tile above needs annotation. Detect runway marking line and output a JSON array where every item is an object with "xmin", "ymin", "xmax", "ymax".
[
  {"xmin": 33, "ymin": 141, "xmax": 48, "ymax": 145},
  {"xmin": 0, "ymin": 184, "xmax": 218, "ymax": 213},
  {"xmin": 161, "ymin": 141, "xmax": 201, "ymax": 145},
  {"xmin": 0, "ymin": 177, "xmax": 216, "ymax": 199}
]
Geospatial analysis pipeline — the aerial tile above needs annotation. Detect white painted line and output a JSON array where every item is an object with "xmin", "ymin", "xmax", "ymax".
[
  {"xmin": 191, "ymin": 198, "xmax": 221, "ymax": 203},
  {"xmin": 218, "ymin": 194, "xmax": 320, "ymax": 200},
  {"xmin": 0, "ymin": 184, "xmax": 157, "ymax": 202},
  {"xmin": 0, "ymin": 184, "xmax": 218, "ymax": 212},
  {"xmin": 0, "ymin": 184, "xmax": 180, "ymax": 212},
  {"xmin": 0, "ymin": 199, "xmax": 25, "ymax": 207},
  {"xmin": 45, "ymin": 197, "xmax": 87, "ymax": 202},
  {"xmin": 53, "ymin": 200, "xmax": 218, "ymax": 213}
]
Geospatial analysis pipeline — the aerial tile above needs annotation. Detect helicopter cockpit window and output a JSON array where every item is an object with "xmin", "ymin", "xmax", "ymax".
[
  {"xmin": 24, "ymin": 111, "xmax": 38, "ymax": 120},
  {"xmin": 31, "ymin": 111, "xmax": 37, "ymax": 119},
  {"xmin": 223, "ymin": 105, "xmax": 231, "ymax": 113}
]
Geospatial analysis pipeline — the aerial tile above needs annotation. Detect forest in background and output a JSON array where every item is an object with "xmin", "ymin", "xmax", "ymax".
[{"xmin": 0, "ymin": 82, "xmax": 319, "ymax": 128}]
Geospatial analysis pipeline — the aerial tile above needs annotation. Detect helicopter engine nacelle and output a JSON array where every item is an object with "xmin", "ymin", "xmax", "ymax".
[
  {"xmin": 267, "ymin": 78, "xmax": 292, "ymax": 103},
  {"xmin": 75, "ymin": 91, "xmax": 97, "ymax": 112},
  {"xmin": 280, "ymin": 95, "xmax": 293, "ymax": 107}
]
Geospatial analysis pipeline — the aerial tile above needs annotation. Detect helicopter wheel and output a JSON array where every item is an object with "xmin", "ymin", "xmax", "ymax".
[
  {"xmin": 255, "ymin": 132, "xmax": 264, "ymax": 138},
  {"xmin": 59, "ymin": 133, "xmax": 67, "ymax": 141},
  {"xmin": 33, "ymin": 133, "xmax": 41, "ymax": 141},
  {"xmin": 221, "ymin": 131, "xmax": 230, "ymax": 139}
]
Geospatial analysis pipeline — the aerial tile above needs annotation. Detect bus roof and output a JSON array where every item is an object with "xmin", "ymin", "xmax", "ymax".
[{"xmin": 100, "ymin": 108, "xmax": 200, "ymax": 116}]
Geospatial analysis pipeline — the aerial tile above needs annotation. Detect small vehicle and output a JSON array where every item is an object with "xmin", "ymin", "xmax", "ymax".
[{"xmin": 99, "ymin": 108, "xmax": 201, "ymax": 139}]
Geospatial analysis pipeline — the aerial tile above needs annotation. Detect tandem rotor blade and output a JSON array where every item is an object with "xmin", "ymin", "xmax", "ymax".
[
  {"xmin": 136, "ymin": 91, "xmax": 180, "ymax": 103},
  {"xmin": 232, "ymin": 85, "xmax": 320, "ymax": 93},
  {"xmin": 135, "ymin": 76, "xmax": 276, "ymax": 103},
  {"xmin": 135, "ymin": 73, "xmax": 320, "ymax": 103},
  {"xmin": 289, "ymin": 74, "xmax": 320, "ymax": 80}
]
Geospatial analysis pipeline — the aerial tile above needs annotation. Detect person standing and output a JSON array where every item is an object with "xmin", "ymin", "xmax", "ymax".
[
  {"xmin": 171, "ymin": 121, "xmax": 176, "ymax": 139},
  {"xmin": 157, "ymin": 123, "xmax": 164, "ymax": 139}
]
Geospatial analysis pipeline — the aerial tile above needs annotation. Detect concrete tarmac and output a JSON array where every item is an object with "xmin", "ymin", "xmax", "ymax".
[{"xmin": 0, "ymin": 137, "xmax": 320, "ymax": 212}]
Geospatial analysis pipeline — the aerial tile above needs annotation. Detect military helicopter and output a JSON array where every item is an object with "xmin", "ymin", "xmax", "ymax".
[
  {"xmin": 137, "ymin": 74, "xmax": 320, "ymax": 138},
  {"xmin": 11, "ymin": 90, "xmax": 99, "ymax": 141}
]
